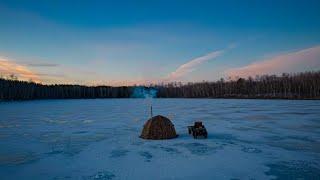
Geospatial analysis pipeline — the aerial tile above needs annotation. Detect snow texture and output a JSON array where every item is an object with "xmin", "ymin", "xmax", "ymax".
[{"xmin": 0, "ymin": 99, "xmax": 319, "ymax": 179}]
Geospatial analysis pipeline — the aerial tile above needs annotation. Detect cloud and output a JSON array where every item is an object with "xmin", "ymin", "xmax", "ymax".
[
  {"xmin": 226, "ymin": 45, "xmax": 320, "ymax": 78},
  {"xmin": 166, "ymin": 50, "xmax": 224, "ymax": 81},
  {"xmin": 0, "ymin": 57, "xmax": 41, "ymax": 82},
  {"xmin": 24, "ymin": 62, "xmax": 59, "ymax": 67}
]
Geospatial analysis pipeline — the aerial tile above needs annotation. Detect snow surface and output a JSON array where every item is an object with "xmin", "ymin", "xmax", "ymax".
[{"xmin": 0, "ymin": 99, "xmax": 319, "ymax": 179}]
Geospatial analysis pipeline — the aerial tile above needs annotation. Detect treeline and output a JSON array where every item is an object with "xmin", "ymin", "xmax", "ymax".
[
  {"xmin": 156, "ymin": 71, "xmax": 320, "ymax": 99},
  {"xmin": 0, "ymin": 79, "xmax": 134, "ymax": 100},
  {"xmin": 0, "ymin": 71, "xmax": 319, "ymax": 100}
]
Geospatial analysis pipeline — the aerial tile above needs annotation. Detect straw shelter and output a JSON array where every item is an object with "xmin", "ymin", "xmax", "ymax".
[{"xmin": 140, "ymin": 115, "xmax": 178, "ymax": 140}]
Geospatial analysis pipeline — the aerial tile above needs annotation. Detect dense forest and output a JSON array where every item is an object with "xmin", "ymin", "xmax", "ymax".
[
  {"xmin": 156, "ymin": 71, "xmax": 320, "ymax": 99},
  {"xmin": 0, "ymin": 71, "xmax": 319, "ymax": 100}
]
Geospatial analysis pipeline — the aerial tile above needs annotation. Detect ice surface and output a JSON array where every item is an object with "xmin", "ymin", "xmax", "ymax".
[{"xmin": 0, "ymin": 99, "xmax": 319, "ymax": 179}]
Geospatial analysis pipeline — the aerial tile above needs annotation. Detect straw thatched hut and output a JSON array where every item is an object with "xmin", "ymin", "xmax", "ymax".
[{"xmin": 140, "ymin": 115, "xmax": 178, "ymax": 140}]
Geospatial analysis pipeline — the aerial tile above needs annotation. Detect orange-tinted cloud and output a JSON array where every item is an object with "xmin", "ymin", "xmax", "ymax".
[
  {"xmin": 0, "ymin": 57, "xmax": 41, "ymax": 82},
  {"xmin": 226, "ymin": 46, "xmax": 320, "ymax": 78}
]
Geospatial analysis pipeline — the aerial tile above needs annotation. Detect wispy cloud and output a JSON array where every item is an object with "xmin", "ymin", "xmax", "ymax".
[
  {"xmin": 226, "ymin": 45, "xmax": 320, "ymax": 78},
  {"xmin": 0, "ymin": 57, "xmax": 41, "ymax": 82},
  {"xmin": 24, "ymin": 62, "xmax": 59, "ymax": 67},
  {"xmin": 165, "ymin": 50, "xmax": 224, "ymax": 81}
]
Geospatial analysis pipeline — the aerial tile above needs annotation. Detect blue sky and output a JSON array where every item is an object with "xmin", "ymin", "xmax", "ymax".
[{"xmin": 0, "ymin": 0, "xmax": 320, "ymax": 85}]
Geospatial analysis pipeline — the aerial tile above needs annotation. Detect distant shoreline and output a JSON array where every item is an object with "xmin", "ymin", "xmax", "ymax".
[
  {"xmin": 1, "ymin": 97, "xmax": 319, "ymax": 102},
  {"xmin": 1, "ymin": 71, "xmax": 320, "ymax": 101}
]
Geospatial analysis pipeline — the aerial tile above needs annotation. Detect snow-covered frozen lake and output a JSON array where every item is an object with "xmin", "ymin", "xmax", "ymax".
[{"xmin": 0, "ymin": 99, "xmax": 319, "ymax": 179}]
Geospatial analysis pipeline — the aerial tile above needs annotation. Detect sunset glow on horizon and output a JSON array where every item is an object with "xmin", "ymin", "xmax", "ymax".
[{"xmin": 1, "ymin": 0, "xmax": 320, "ymax": 86}]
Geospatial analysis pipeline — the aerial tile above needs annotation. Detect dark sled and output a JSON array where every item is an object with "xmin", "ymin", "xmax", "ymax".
[{"xmin": 188, "ymin": 121, "xmax": 208, "ymax": 139}]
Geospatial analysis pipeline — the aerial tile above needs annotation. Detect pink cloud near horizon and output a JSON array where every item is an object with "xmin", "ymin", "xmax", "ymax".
[
  {"xmin": 0, "ymin": 57, "xmax": 41, "ymax": 82},
  {"xmin": 226, "ymin": 45, "xmax": 320, "ymax": 78},
  {"xmin": 166, "ymin": 50, "xmax": 224, "ymax": 81}
]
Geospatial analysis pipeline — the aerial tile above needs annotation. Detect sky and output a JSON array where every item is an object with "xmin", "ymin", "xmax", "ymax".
[{"xmin": 0, "ymin": 0, "xmax": 320, "ymax": 86}]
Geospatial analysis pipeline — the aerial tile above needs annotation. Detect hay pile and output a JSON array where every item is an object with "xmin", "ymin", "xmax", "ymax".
[{"xmin": 140, "ymin": 115, "xmax": 178, "ymax": 140}]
